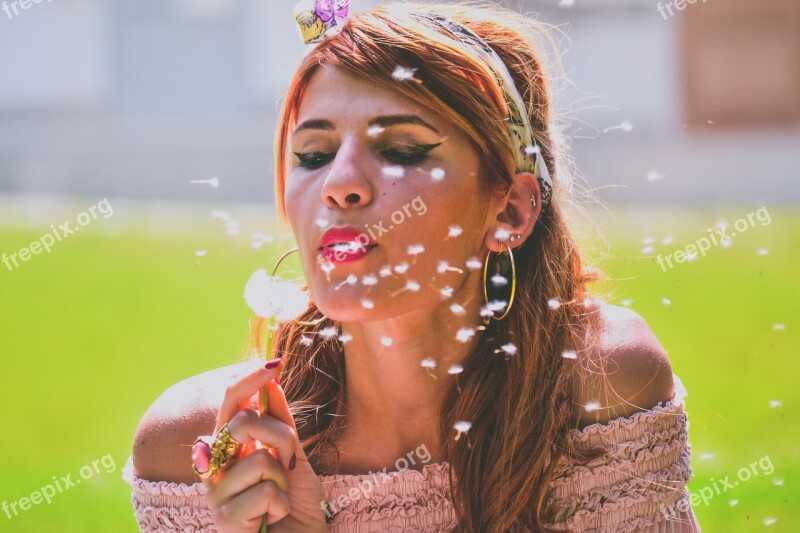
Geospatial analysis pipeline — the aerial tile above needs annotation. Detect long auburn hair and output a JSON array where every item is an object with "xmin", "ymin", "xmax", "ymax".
[{"xmin": 250, "ymin": 2, "xmax": 603, "ymax": 531}]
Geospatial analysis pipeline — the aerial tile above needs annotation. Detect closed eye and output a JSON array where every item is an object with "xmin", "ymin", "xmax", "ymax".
[{"xmin": 292, "ymin": 142, "xmax": 442, "ymax": 171}]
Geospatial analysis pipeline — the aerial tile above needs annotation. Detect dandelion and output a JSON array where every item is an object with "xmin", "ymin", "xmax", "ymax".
[
  {"xmin": 190, "ymin": 176, "xmax": 220, "ymax": 188},
  {"xmin": 244, "ymin": 270, "xmax": 310, "ymax": 323},
  {"xmin": 381, "ymin": 335, "xmax": 393, "ymax": 347},
  {"xmin": 456, "ymin": 327, "xmax": 476, "ymax": 343},
  {"xmin": 392, "ymin": 65, "xmax": 419, "ymax": 82},
  {"xmin": 453, "ymin": 420, "xmax": 472, "ymax": 441},
  {"xmin": 383, "ymin": 165, "xmax": 405, "ymax": 178},
  {"xmin": 450, "ymin": 303, "xmax": 466, "ymax": 315},
  {"xmin": 584, "ymin": 401, "xmax": 601, "ymax": 413},
  {"xmin": 465, "ymin": 257, "xmax": 482, "ymax": 270},
  {"xmin": 318, "ymin": 326, "xmax": 339, "ymax": 339},
  {"xmin": 561, "ymin": 350, "xmax": 578, "ymax": 360},
  {"xmin": 548, "ymin": 298, "xmax": 561, "ymax": 310}
]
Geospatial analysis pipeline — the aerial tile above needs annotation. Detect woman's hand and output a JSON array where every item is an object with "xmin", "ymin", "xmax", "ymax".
[{"xmin": 202, "ymin": 359, "xmax": 328, "ymax": 532}]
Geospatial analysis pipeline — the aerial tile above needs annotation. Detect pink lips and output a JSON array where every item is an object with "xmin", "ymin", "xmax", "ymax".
[{"xmin": 318, "ymin": 226, "xmax": 377, "ymax": 264}]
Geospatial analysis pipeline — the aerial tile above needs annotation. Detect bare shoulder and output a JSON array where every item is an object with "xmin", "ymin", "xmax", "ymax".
[
  {"xmin": 131, "ymin": 359, "xmax": 261, "ymax": 484},
  {"xmin": 572, "ymin": 302, "xmax": 675, "ymax": 429}
]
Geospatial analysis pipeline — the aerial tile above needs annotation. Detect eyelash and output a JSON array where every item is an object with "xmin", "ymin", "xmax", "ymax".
[{"xmin": 292, "ymin": 143, "xmax": 442, "ymax": 170}]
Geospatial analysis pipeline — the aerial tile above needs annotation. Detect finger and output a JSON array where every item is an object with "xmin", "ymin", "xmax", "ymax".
[
  {"xmin": 205, "ymin": 448, "xmax": 289, "ymax": 508},
  {"xmin": 215, "ymin": 358, "xmax": 284, "ymax": 434},
  {"xmin": 226, "ymin": 409, "xmax": 298, "ymax": 472},
  {"xmin": 265, "ymin": 380, "xmax": 308, "ymax": 465},
  {"xmin": 212, "ymin": 480, "xmax": 291, "ymax": 529}
]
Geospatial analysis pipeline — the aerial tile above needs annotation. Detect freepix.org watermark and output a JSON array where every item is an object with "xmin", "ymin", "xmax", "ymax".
[
  {"xmin": 659, "ymin": 454, "xmax": 774, "ymax": 519},
  {"xmin": 656, "ymin": 206, "xmax": 771, "ymax": 272},
  {"xmin": 2, "ymin": 0, "xmax": 54, "ymax": 20},
  {"xmin": 2, "ymin": 453, "xmax": 117, "ymax": 520},
  {"xmin": 319, "ymin": 195, "xmax": 427, "ymax": 265},
  {"xmin": 657, "ymin": 0, "xmax": 708, "ymax": 20},
  {"xmin": 2, "ymin": 198, "xmax": 113, "ymax": 272},
  {"xmin": 319, "ymin": 443, "xmax": 432, "ymax": 521}
]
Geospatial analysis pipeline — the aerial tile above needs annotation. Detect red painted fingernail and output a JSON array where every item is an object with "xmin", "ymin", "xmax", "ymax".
[
  {"xmin": 289, "ymin": 453, "xmax": 296, "ymax": 471},
  {"xmin": 264, "ymin": 358, "xmax": 281, "ymax": 370}
]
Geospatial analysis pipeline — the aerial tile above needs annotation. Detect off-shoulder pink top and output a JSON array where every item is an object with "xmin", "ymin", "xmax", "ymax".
[{"xmin": 122, "ymin": 374, "xmax": 702, "ymax": 532}]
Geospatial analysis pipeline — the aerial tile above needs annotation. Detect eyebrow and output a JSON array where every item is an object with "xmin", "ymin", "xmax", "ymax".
[{"xmin": 292, "ymin": 114, "xmax": 441, "ymax": 136}]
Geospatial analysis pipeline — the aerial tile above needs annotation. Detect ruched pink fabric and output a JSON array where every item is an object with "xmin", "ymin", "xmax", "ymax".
[{"xmin": 122, "ymin": 374, "xmax": 701, "ymax": 532}]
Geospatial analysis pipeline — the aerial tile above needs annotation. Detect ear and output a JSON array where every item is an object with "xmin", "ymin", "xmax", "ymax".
[{"xmin": 485, "ymin": 171, "xmax": 542, "ymax": 253}]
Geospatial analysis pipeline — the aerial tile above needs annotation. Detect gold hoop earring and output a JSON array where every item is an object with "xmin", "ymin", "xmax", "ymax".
[
  {"xmin": 482, "ymin": 241, "xmax": 517, "ymax": 321},
  {"xmin": 271, "ymin": 246, "xmax": 328, "ymax": 327}
]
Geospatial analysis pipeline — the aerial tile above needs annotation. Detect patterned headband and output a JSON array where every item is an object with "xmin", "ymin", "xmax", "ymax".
[{"xmin": 292, "ymin": 0, "xmax": 554, "ymax": 207}]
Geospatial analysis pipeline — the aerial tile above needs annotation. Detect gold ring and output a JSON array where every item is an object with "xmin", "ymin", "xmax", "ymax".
[{"xmin": 192, "ymin": 423, "xmax": 243, "ymax": 479}]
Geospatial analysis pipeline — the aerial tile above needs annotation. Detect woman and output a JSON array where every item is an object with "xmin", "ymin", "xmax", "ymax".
[{"xmin": 123, "ymin": 2, "xmax": 702, "ymax": 531}]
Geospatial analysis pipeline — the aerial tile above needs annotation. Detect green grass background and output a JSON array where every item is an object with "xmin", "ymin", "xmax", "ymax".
[{"xmin": 0, "ymin": 204, "xmax": 796, "ymax": 531}]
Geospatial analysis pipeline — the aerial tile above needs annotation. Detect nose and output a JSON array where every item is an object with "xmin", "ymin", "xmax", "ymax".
[{"xmin": 320, "ymin": 137, "xmax": 373, "ymax": 209}]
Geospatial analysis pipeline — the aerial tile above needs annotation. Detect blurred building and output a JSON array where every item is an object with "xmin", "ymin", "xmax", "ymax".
[{"xmin": 0, "ymin": 0, "xmax": 798, "ymax": 206}]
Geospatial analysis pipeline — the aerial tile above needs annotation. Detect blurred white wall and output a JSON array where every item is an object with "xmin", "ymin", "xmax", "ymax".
[{"xmin": 0, "ymin": 0, "xmax": 797, "ymax": 206}]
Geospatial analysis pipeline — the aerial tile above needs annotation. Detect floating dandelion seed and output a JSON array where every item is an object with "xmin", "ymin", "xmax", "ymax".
[
  {"xmin": 494, "ymin": 228, "xmax": 511, "ymax": 241},
  {"xmin": 584, "ymin": 401, "xmax": 601, "ymax": 413},
  {"xmin": 367, "ymin": 125, "xmax": 385, "ymax": 137},
  {"xmin": 773, "ymin": 323, "xmax": 785, "ymax": 331},
  {"xmin": 315, "ymin": 218, "xmax": 330, "ymax": 228},
  {"xmin": 662, "ymin": 236, "xmax": 673, "ymax": 245},
  {"xmin": 456, "ymin": 328, "xmax": 475, "ymax": 343},
  {"xmin": 338, "ymin": 333, "xmax": 353, "ymax": 344},
  {"xmin": 453, "ymin": 420, "xmax": 472, "ymax": 441},
  {"xmin": 686, "ymin": 252, "xmax": 698, "ymax": 261},
  {"xmin": 448, "ymin": 364, "xmax": 464, "ymax": 375},
  {"xmin": 211, "ymin": 209, "xmax": 231, "ymax": 221},
  {"xmin": 437, "ymin": 261, "xmax": 464, "ymax": 274},
  {"xmin": 524, "ymin": 144, "xmax": 540, "ymax": 155},
  {"xmin": 721, "ymin": 238, "xmax": 732, "ymax": 248},
  {"xmin": 763, "ymin": 517, "xmax": 777, "ymax": 527},
  {"xmin": 394, "ymin": 262, "xmax": 409, "ymax": 274},
  {"xmin": 757, "ymin": 248, "xmax": 769, "ymax": 256},
  {"xmin": 191, "ymin": 176, "xmax": 220, "ymax": 188},
  {"xmin": 561, "ymin": 350, "xmax": 578, "ymax": 360},
  {"xmin": 548, "ymin": 298, "xmax": 561, "ymax": 310},
  {"xmin": 195, "ymin": 249, "xmax": 207, "ymax": 257},
  {"xmin": 662, "ymin": 298, "xmax": 672, "ymax": 305},
  {"xmin": 450, "ymin": 303, "xmax": 466, "ymax": 315},
  {"xmin": 319, "ymin": 259, "xmax": 335, "ymax": 276},
  {"xmin": 379, "ymin": 265, "xmax": 393, "ymax": 277},
  {"xmin": 391, "ymin": 65, "xmax": 419, "ymax": 82},
  {"xmin": 335, "ymin": 274, "xmax": 358, "ymax": 290},
  {"xmin": 318, "ymin": 326, "xmax": 339, "ymax": 339},
  {"xmin": 769, "ymin": 400, "xmax": 782, "ymax": 408},
  {"xmin": 642, "ymin": 246, "xmax": 654, "ymax": 254},
  {"xmin": 440, "ymin": 286, "xmax": 454, "ymax": 299},
  {"xmin": 480, "ymin": 304, "xmax": 496, "ymax": 320},
  {"xmin": 500, "ymin": 343, "xmax": 518, "ymax": 356},
  {"xmin": 729, "ymin": 499, "xmax": 738, "ymax": 507},
  {"xmin": 774, "ymin": 479, "xmax": 784, "ymax": 486},
  {"xmin": 430, "ymin": 167, "xmax": 445, "ymax": 181},
  {"xmin": 381, "ymin": 335, "xmax": 393, "ymax": 347},
  {"xmin": 447, "ymin": 225, "xmax": 463, "ymax": 238},
  {"xmin": 491, "ymin": 274, "xmax": 508, "ymax": 287},
  {"xmin": 699, "ymin": 453, "xmax": 714, "ymax": 460},
  {"xmin": 558, "ymin": 0, "xmax": 575, "ymax": 7},
  {"xmin": 583, "ymin": 298, "xmax": 594, "ymax": 307},
  {"xmin": 421, "ymin": 357, "xmax": 437, "ymax": 369},
  {"xmin": 360, "ymin": 298, "xmax": 374, "ymax": 309},
  {"xmin": 646, "ymin": 170, "xmax": 662, "ymax": 182},
  {"xmin": 621, "ymin": 299, "xmax": 634, "ymax": 307},
  {"xmin": 407, "ymin": 244, "xmax": 425, "ymax": 256},
  {"xmin": 465, "ymin": 257, "xmax": 482, "ymax": 270},
  {"xmin": 406, "ymin": 280, "xmax": 420, "ymax": 291},
  {"xmin": 300, "ymin": 335, "xmax": 313, "ymax": 346},
  {"xmin": 603, "ymin": 120, "xmax": 633, "ymax": 133},
  {"xmin": 361, "ymin": 274, "xmax": 378, "ymax": 286},
  {"xmin": 383, "ymin": 165, "xmax": 405, "ymax": 178},
  {"xmin": 643, "ymin": 237, "xmax": 656, "ymax": 244}
]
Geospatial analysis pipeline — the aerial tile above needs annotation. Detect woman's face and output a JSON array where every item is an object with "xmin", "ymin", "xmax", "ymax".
[{"xmin": 285, "ymin": 66, "xmax": 503, "ymax": 322}]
